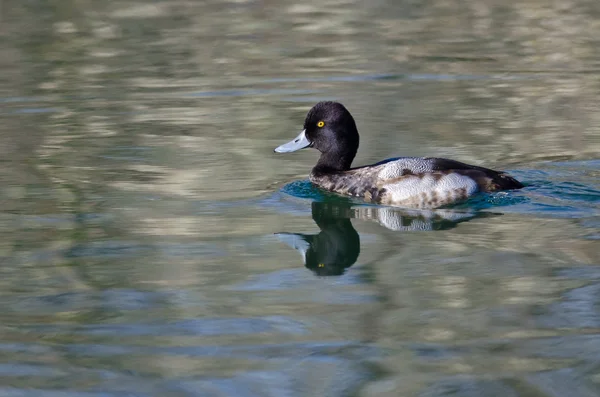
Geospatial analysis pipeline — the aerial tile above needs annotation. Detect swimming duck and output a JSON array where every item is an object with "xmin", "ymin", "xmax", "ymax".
[{"xmin": 274, "ymin": 101, "xmax": 523, "ymax": 209}]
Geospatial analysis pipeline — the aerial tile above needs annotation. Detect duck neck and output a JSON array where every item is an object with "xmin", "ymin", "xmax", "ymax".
[{"xmin": 312, "ymin": 149, "xmax": 356, "ymax": 174}]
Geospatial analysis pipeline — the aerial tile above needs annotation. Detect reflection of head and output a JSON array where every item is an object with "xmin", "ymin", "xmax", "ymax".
[
  {"xmin": 278, "ymin": 202, "xmax": 360, "ymax": 276},
  {"xmin": 304, "ymin": 214, "xmax": 360, "ymax": 276},
  {"xmin": 304, "ymin": 201, "xmax": 361, "ymax": 276}
]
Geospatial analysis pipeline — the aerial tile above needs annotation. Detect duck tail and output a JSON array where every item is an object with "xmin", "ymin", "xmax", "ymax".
[{"xmin": 494, "ymin": 173, "xmax": 524, "ymax": 190}]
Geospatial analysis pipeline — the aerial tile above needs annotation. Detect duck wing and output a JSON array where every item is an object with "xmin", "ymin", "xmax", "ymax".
[
  {"xmin": 430, "ymin": 157, "xmax": 524, "ymax": 190},
  {"xmin": 367, "ymin": 157, "xmax": 522, "ymax": 208},
  {"xmin": 375, "ymin": 157, "xmax": 523, "ymax": 191}
]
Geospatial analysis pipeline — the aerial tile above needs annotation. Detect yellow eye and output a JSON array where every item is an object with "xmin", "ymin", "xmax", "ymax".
[{"xmin": 317, "ymin": 121, "xmax": 325, "ymax": 128}]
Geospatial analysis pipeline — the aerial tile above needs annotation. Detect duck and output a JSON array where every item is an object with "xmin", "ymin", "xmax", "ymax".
[{"xmin": 274, "ymin": 101, "xmax": 523, "ymax": 209}]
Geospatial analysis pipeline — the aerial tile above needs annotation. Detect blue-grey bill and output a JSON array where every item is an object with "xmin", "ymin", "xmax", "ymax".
[
  {"xmin": 274, "ymin": 130, "xmax": 310, "ymax": 153},
  {"xmin": 275, "ymin": 233, "xmax": 310, "ymax": 263}
]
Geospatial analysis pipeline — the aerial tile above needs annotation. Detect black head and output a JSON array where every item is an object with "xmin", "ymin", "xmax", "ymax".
[{"xmin": 274, "ymin": 101, "xmax": 360, "ymax": 172}]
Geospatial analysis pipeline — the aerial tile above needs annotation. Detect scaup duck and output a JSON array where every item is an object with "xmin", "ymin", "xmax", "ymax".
[{"xmin": 274, "ymin": 101, "xmax": 523, "ymax": 209}]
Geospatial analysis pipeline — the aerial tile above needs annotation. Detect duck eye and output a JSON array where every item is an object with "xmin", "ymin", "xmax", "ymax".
[{"xmin": 317, "ymin": 121, "xmax": 325, "ymax": 128}]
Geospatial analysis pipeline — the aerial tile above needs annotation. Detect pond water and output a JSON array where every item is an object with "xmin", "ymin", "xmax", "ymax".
[{"xmin": 1, "ymin": 0, "xmax": 599, "ymax": 396}]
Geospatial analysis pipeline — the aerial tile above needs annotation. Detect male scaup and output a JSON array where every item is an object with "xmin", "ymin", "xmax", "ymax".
[{"xmin": 274, "ymin": 101, "xmax": 523, "ymax": 209}]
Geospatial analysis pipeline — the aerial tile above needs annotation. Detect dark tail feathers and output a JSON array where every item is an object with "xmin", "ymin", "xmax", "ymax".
[{"xmin": 493, "ymin": 173, "xmax": 524, "ymax": 190}]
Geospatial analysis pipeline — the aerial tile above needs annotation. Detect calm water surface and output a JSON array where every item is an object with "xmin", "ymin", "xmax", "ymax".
[{"xmin": 1, "ymin": 0, "xmax": 600, "ymax": 396}]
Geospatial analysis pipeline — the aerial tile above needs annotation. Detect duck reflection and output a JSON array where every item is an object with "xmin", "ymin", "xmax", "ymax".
[
  {"xmin": 277, "ymin": 202, "xmax": 360, "ymax": 276},
  {"xmin": 277, "ymin": 201, "xmax": 493, "ymax": 276}
]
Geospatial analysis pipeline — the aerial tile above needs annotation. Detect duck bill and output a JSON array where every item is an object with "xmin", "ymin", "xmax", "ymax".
[
  {"xmin": 274, "ymin": 130, "xmax": 311, "ymax": 153},
  {"xmin": 275, "ymin": 233, "xmax": 310, "ymax": 264}
]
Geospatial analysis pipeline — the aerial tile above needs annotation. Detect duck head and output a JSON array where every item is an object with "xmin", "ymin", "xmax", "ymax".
[{"xmin": 274, "ymin": 101, "xmax": 360, "ymax": 172}]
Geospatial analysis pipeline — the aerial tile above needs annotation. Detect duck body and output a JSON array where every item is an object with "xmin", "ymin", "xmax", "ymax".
[
  {"xmin": 310, "ymin": 156, "xmax": 523, "ymax": 209},
  {"xmin": 275, "ymin": 102, "xmax": 523, "ymax": 209}
]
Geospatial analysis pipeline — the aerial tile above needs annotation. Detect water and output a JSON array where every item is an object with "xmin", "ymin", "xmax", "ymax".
[{"xmin": 1, "ymin": 0, "xmax": 599, "ymax": 395}]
